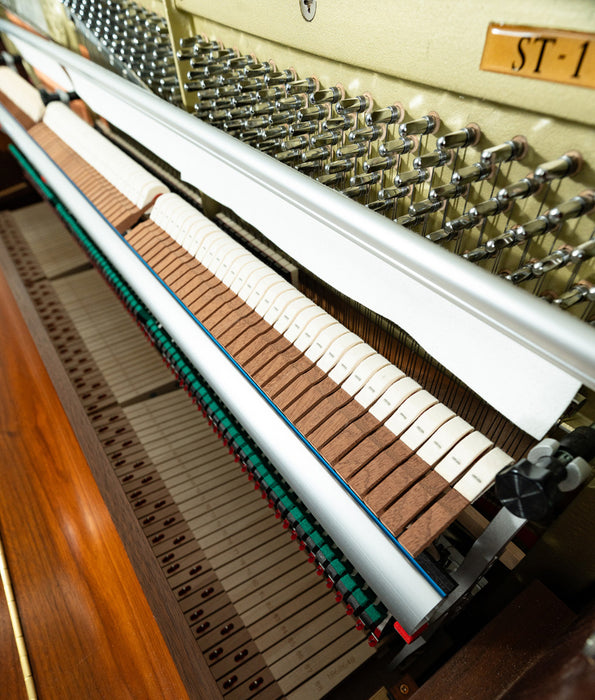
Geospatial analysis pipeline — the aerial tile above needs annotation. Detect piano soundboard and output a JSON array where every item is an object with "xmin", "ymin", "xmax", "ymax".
[{"xmin": 0, "ymin": 1, "xmax": 594, "ymax": 698}]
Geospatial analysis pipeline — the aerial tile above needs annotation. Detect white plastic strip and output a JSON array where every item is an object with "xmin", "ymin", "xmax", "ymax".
[{"xmin": 0, "ymin": 103, "xmax": 444, "ymax": 633}]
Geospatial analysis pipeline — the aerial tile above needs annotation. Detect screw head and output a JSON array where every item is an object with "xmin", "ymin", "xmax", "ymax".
[{"xmin": 300, "ymin": 0, "xmax": 317, "ymax": 21}]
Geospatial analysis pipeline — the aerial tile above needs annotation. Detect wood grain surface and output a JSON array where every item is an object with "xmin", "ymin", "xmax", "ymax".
[{"xmin": 0, "ymin": 264, "xmax": 192, "ymax": 698}]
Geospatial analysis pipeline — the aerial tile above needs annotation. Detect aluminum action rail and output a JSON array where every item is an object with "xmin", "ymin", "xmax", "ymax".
[{"xmin": 1, "ymin": 19, "xmax": 593, "ymax": 439}]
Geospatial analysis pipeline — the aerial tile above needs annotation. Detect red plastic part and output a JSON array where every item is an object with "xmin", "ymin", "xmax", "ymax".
[{"xmin": 393, "ymin": 619, "xmax": 428, "ymax": 644}]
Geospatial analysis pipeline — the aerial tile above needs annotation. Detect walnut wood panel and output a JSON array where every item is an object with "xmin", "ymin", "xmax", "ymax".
[{"xmin": 0, "ymin": 250, "xmax": 217, "ymax": 698}]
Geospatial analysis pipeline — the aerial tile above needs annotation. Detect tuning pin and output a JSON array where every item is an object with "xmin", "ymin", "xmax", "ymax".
[
  {"xmin": 443, "ymin": 214, "xmax": 476, "ymax": 236},
  {"xmin": 378, "ymin": 136, "xmax": 416, "ymax": 156},
  {"xmin": 257, "ymin": 138, "xmax": 282, "ymax": 152},
  {"xmin": 399, "ymin": 112, "xmax": 439, "ymax": 137},
  {"xmin": 275, "ymin": 148, "xmax": 302, "ymax": 164},
  {"xmin": 257, "ymin": 87, "xmax": 285, "ymax": 101},
  {"xmin": 425, "ymin": 228, "xmax": 454, "ymax": 243},
  {"xmin": 244, "ymin": 115, "xmax": 270, "ymax": 129},
  {"xmin": 297, "ymin": 105, "xmax": 328, "ymax": 122},
  {"xmin": 394, "ymin": 169, "xmax": 429, "ymax": 187},
  {"xmin": 281, "ymin": 136, "xmax": 310, "ymax": 151},
  {"xmin": 513, "ymin": 216, "xmax": 554, "ymax": 243},
  {"xmin": 317, "ymin": 172, "xmax": 345, "ymax": 186},
  {"xmin": 294, "ymin": 161, "xmax": 320, "ymax": 174},
  {"xmin": 336, "ymin": 95, "xmax": 371, "ymax": 115},
  {"xmin": 378, "ymin": 186, "xmax": 410, "ymax": 201},
  {"xmin": 480, "ymin": 136, "xmax": 527, "ymax": 165},
  {"xmin": 177, "ymin": 47, "xmax": 195, "ymax": 61},
  {"xmin": 532, "ymin": 247, "xmax": 572, "ymax": 277},
  {"xmin": 547, "ymin": 191, "xmax": 595, "ymax": 226},
  {"xmin": 325, "ymin": 159, "xmax": 355, "ymax": 174},
  {"xmin": 336, "ymin": 142, "xmax": 368, "ymax": 158},
  {"xmin": 534, "ymin": 152, "xmax": 582, "ymax": 183},
  {"xmin": 269, "ymin": 110, "xmax": 297, "ymax": 125},
  {"xmin": 342, "ymin": 183, "xmax": 371, "ymax": 199},
  {"xmin": 363, "ymin": 155, "xmax": 397, "ymax": 173},
  {"xmin": 408, "ymin": 199, "xmax": 443, "ymax": 216},
  {"xmin": 507, "ymin": 263, "xmax": 537, "ymax": 285},
  {"xmin": 367, "ymin": 199, "xmax": 394, "ymax": 213},
  {"xmin": 250, "ymin": 101, "xmax": 275, "ymax": 116},
  {"xmin": 228, "ymin": 54, "xmax": 256, "ymax": 69},
  {"xmin": 484, "ymin": 228, "xmax": 520, "ymax": 254},
  {"xmin": 217, "ymin": 84, "xmax": 241, "ymax": 98},
  {"xmin": 208, "ymin": 108, "xmax": 228, "ymax": 124},
  {"xmin": 468, "ymin": 197, "xmax": 511, "ymax": 220},
  {"xmin": 210, "ymin": 48, "xmax": 238, "ymax": 61},
  {"xmin": 365, "ymin": 104, "xmax": 402, "ymax": 126},
  {"xmin": 311, "ymin": 130, "xmax": 342, "ymax": 147},
  {"xmin": 245, "ymin": 61, "xmax": 276, "ymax": 76},
  {"xmin": 310, "ymin": 86, "xmax": 343, "ymax": 105},
  {"xmin": 179, "ymin": 36, "xmax": 203, "ymax": 49},
  {"xmin": 289, "ymin": 121, "xmax": 318, "ymax": 136},
  {"xmin": 265, "ymin": 69, "xmax": 295, "ymax": 86},
  {"xmin": 554, "ymin": 282, "xmax": 595, "ymax": 309},
  {"xmin": 348, "ymin": 125, "xmax": 384, "ymax": 143},
  {"xmin": 286, "ymin": 77, "xmax": 318, "ymax": 95},
  {"xmin": 302, "ymin": 146, "xmax": 331, "ymax": 162},
  {"xmin": 436, "ymin": 124, "xmax": 480, "ymax": 150},
  {"xmin": 239, "ymin": 77, "xmax": 265, "ymax": 92},
  {"xmin": 227, "ymin": 105, "xmax": 253, "ymax": 120},
  {"xmin": 396, "ymin": 214, "xmax": 422, "ymax": 229},
  {"xmin": 570, "ymin": 238, "xmax": 595, "ymax": 264},
  {"xmin": 497, "ymin": 176, "xmax": 541, "ymax": 203},
  {"xmin": 323, "ymin": 115, "xmax": 355, "ymax": 131},
  {"xmin": 463, "ymin": 246, "xmax": 491, "ymax": 262},
  {"xmin": 223, "ymin": 118, "xmax": 247, "ymax": 132},
  {"xmin": 277, "ymin": 94, "xmax": 307, "ymax": 111},
  {"xmin": 262, "ymin": 124, "xmax": 290, "ymax": 140},
  {"xmin": 350, "ymin": 172, "xmax": 381, "ymax": 187},
  {"xmin": 428, "ymin": 182, "xmax": 468, "ymax": 202},
  {"xmin": 451, "ymin": 162, "xmax": 492, "ymax": 185},
  {"xmin": 413, "ymin": 150, "xmax": 451, "ymax": 169}
]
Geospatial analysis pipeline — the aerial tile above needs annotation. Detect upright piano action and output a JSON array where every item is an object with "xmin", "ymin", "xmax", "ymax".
[{"xmin": 0, "ymin": 0, "xmax": 594, "ymax": 697}]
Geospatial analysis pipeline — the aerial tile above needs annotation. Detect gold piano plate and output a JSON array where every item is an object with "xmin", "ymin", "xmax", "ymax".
[{"xmin": 481, "ymin": 23, "xmax": 595, "ymax": 89}]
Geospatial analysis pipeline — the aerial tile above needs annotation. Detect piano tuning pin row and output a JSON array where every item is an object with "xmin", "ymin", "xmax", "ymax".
[
  {"xmin": 67, "ymin": 8, "xmax": 593, "ymax": 322},
  {"xmin": 65, "ymin": 0, "xmax": 182, "ymax": 99}
]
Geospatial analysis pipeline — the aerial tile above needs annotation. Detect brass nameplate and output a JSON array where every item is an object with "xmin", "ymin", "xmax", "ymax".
[{"xmin": 481, "ymin": 23, "xmax": 594, "ymax": 89}]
